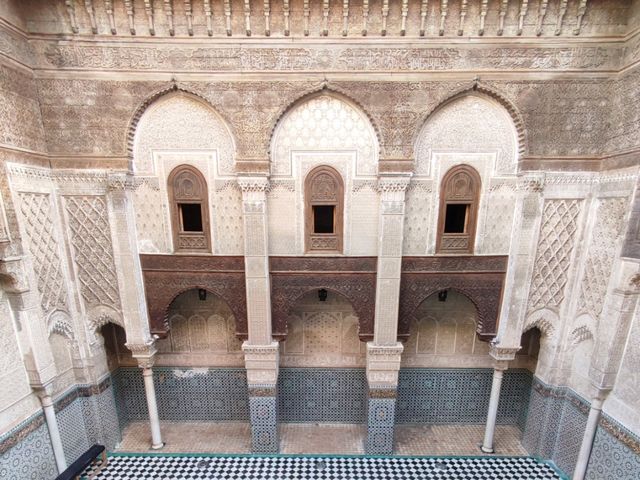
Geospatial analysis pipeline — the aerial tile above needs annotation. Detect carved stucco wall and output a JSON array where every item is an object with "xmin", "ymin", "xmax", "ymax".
[
  {"xmin": 0, "ymin": 65, "xmax": 46, "ymax": 152},
  {"xmin": 131, "ymin": 93, "xmax": 243, "ymax": 255},
  {"xmin": 155, "ymin": 289, "xmax": 244, "ymax": 367},
  {"xmin": 27, "ymin": 77, "xmax": 633, "ymax": 164},
  {"xmin": 281, "ymin": 290, "xmax": 365, "ymax": 368},
  {"xmin": 0, "ymin": 294, "xmax": 35, "ymax": 432},
  {"xmin": 405, "ymin": 94, "xmax": 518, "ymax": 255},
  {"xmin": 607, "ymin": 305, "xmax": 640, "ymax": 435},
  {"xmin": 269, "ymin": 94, "xmax": 379, "ymax": 255}
]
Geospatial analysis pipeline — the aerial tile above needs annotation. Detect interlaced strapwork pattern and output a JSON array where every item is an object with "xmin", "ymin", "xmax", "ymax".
[
  {"xmin": 528, "ymin": 200, "xmax": 582, "ymax": 312},
  {"xmin": 578, "ymin": 197, "xmax": 628, "ymax": 318},
  {"xmin": 65, "ymin": 196, "xmax": 120, "ymax": 309},
  {"xmin": 19, "ymin": 192, "xmax": 67, "ymax": 314}
]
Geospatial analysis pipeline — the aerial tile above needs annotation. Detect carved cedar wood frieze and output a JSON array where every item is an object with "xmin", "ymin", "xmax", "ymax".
[
  {"xmin": 399, "ymin": 256, "xmax": 508, "ymax": 342},
  {"xmin": 140, "ymin": 254, "xmax": 247, "ymax": 338},
  {"xmin": 270, "ymin": 256, "xmax": 377, "ymax": 341}
]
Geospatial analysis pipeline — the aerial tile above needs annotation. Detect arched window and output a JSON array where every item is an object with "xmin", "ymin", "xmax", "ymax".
[
  {"xmin": 168, "ymin": 165, "xmax": 211, "ymax": 253},
  {"xmin": 436, "ymin": 164, "xmax": 481, "ymax": 254},
  {"xmin": 304, "ymin": 166, "xmax": 344, "ymax": 253}
]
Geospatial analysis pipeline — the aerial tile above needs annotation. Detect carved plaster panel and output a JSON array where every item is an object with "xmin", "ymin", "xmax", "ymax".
[
  {"xmin": 132, "ymin": 92, "xmax": 234, "ymax": 175},
  {"xmin": 577, "ymin": 197, "xmax": 629, "ymax": 318},
  {"xmin": 527, "ymin": 199, "xmax": 583, "ymax": 314},
  {"xmin": 271, "ymin": 94, "xmax": 378, "ymax": 177},
  {"xmin": 17, "ymin": 192, "xmax": 68, "ymax": 316},
  {"xmin": 64, "ymin": 195, "xmax": 122, "ymax": 314},
  {"xmin": 415, "ymin": 94, "xmax": 518, "ymax": 176}
]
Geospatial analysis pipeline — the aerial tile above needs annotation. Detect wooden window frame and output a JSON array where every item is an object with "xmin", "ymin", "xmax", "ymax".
[
  {"xmin": 304, "ymin": 165, "xmax": 344, "ymax": 253},
  {"xmin": 436, "ymin": 164, "xmax": 481, "ymax": 255},
  {"xmin": 168, "ymin": 164, "xmax": 211, "ymax": 253}
]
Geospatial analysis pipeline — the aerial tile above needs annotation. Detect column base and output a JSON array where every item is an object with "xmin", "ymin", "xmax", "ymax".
[
  {"xmin": 365, "ymin": 390, "xmax": 397, "ymax": 455},
  {"xmin": 151, "ymin": 442, "xmax": 165, "ymax": 450},
  {"xmin": 249, "ymin": 389, "xmax": 279, "ymax": 454},
  {"xmin": 480, "ymin": 445, "xmax": 494, "ymax": 454}
]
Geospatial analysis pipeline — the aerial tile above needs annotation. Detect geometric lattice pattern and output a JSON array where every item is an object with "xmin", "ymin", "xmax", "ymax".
[
  {"xmin": 578, "ymin": 197, "xmax": 628, "ymax": 318},
  {"xmin": 18, "ymin": 192, "xmax": 67, "ymax": 314},
  {"xmin": 396, "ymin": 369, "xmax": 532, "ymax": 426},
  {"xmin": 84, "ymin": 454, "xmax": 565, "ymax": 480},
  {"xmin": 64, "ymin": 196, "xmax": 120, "ymax": 309},
  {"xmin": 272, "ymin": 96, "xmax": 377, "ymax": 177},
  {"xmin": 528, "ymin": 200, "xmax": 582, "ymax": 312},
  {"xmin": 278, "ymin": 368, "xmax": 367, "ymax": 423},
  {"xmin": 112, "ymin": 368, "xmax": 250, "ymax": 428}
]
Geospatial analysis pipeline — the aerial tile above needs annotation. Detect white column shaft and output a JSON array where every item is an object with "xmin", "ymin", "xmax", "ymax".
[
  {"xmin": 42, "ymin": 395, "xmax": 67, "ymax": 473},
  {"xmin": 481, "ymin": 368, "xmax": 504, "ymax": 453},
  {"xmin": 572, "ymin": 398, "xmax": 604, "ymax": 480},
  {"xmin": 142, "ymin": 367, "xmax": 164, "ymax": 449}
]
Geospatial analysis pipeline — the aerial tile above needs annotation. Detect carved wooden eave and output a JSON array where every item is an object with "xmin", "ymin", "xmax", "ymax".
[
  {"xmin": 140, "ymin": 254, "xmax": 248, "ymax": 339},
  {"xmin": 46, "ymin": 0, "xmax": 605, "ymax": 38},
  {"xmin": 270, "ymin": 256, "xmax": 377, "ymax": 342},
  {"xmin": 399, "ymin": 256, "xmax": 509, "ymax": 342}
]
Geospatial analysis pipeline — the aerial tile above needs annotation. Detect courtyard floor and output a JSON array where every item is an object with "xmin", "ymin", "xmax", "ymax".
[{"xmin": 115, "ymin": 422, "xmax": 527, "ymax": 456}]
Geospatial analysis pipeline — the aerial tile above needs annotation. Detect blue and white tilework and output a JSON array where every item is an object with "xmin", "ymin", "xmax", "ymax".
[
  {"xmin": 586, "ymin": 416, "xmax": 640, "ymax": 480},
  {"xmin": 278, "ymin": 368, "xmax": 367, "ymax": 423},
  {"xmin": 522, "ymin": 377, "xmax": 640, "ymax": 480},
  {"xmin": 57, "ymin": 396, "xmax": 91, "ymax": 465},
  {"xmin": 249, "ymin": 396, "xmax": 279, "ymax": 453},
  {"xmin": 396, "ymin": 368, "xmax": 532, "ymax": 426},
  {"xmin": 0, "ymin": 420, "xmax": 57, "ymax": 480},
  {"xmin": 366, "ymin": 398, "xmax": 397, "ymax": 455},
  {"xmin": 112, "ymin": 367, "xmax": 250, "ymax": 427}
]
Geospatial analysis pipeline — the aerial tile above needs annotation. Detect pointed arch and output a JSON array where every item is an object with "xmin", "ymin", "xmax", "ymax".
[
  {"xmin": 268, "ymin": 87, "xmax": 382, "ymax": 157},
  {"xmin": 415, "ymin": 83, "xmax": 527, "ymax": 159},
  {"xmin": 125, "ymin": 83, "xmax": 238, "ymax": 169}
]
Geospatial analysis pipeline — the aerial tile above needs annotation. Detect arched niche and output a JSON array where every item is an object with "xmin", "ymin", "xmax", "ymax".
[
  {"xmin": 521, "ymin": 308, "xmax": 559, "ymax": 380},
  {"xmin": 281, "ymin": 290, "xmax": 364, "ymax": 368},
  {"xmin": 268, "ymin": 93, "xmax": 380, "ymax": 255},
  {"xmin": 99, "ymin": 322, "xmax": 133, "ymax": 371},
  {"xmin": 157, "ymin": 289, "xmax": 242, "ymax": 364},
  {"xmin": 130, "ymin": 91, "xmax": 243, "ymax": 255},
  {"xmin": 402, "ymin": 290, "xmax": 489, "ymax": 367},
  {"xmin": 414, "ymin": 93, "xmax": 519, "ymax": 177},
  {"xmin": 132, "ymin": 91, "xmax": 235, "ymax": 176}
]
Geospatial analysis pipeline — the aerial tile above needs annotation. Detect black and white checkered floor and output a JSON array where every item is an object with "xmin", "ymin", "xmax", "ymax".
[{"xmin": 85, "ymin": 454, "xmax": 565, "ymax": 479}]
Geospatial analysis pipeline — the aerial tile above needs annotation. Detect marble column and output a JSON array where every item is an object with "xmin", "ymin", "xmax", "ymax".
[
  {"xmin": 481, "ymin": 345, "xmax": 518, "ymax": 453},
  {"xmin": 366, "ymin": 174, "xmax": 410, "ymax": 455},
  {"xmin": 238, "ymin": 176, "xmax": 279, "ymax": 453},
  {"xmin": 131, "ymin": 346, "xmax": 164, "ymax": 449},
  {"xmin": 38, "ymin": 389, "xmax": 67, "ymax": 473},
  {"xmin": 573, "ymin": 395, "xmax": 606, "ymax": 480}
]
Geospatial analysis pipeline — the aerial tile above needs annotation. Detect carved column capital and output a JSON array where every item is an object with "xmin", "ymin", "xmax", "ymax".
[
  {"xmin": 0, "ymin": 256, "xmax": 31, "ymax": 293},
  {"xmin": 242, "ymin": 341, "xmax": 279, "ymax": 386},
  {"xmin": 366, "ymin": 342, "xmax": 404, "ymax": 388},
  {"xmin": 128, "ymin": 340, "xmax": 158, "ymax": 369},
  {"xmin": 489, "ymin": 342, "xmax": 519, "ymax": 367}
]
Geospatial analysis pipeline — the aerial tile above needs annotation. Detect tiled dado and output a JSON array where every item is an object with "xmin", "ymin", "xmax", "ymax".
[
  {"xmin": 396, "ymin": 368, "xmax": 532, "ymax": 429},
  {"xmin": 112, "ymin": 367, "xmax": 250, "ymax": 428},
  {"xmin": 522, "ymin": 377, "xmax": 640, "ymax": 480},
  {"xmin": 0, "ymin": 376, "xmax": 119, "ymax": 480}
]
